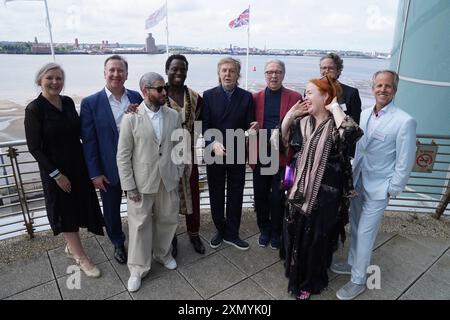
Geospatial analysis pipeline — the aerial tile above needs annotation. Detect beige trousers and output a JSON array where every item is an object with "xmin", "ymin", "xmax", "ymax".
[{"xmin": 127, "ymin": 181, "xmax": 179, "ymax": 278}]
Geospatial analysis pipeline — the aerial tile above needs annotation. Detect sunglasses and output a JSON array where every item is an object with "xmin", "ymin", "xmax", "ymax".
[{"xmin": 147, "ymin": 85, "xmax": 167, "ymax": 93}]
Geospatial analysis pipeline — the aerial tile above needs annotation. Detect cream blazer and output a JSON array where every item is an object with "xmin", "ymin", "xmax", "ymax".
[{"xmin": 117, "ymin": 102, "xmax": 184, "ymax": 194}]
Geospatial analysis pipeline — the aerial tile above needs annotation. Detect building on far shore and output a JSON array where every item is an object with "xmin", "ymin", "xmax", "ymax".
[{"xmin": 145, "ymin": 33, "xmax": 158, "ymax": 53}]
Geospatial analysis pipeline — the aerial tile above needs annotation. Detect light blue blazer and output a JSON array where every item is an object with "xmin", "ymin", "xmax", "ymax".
[{"xmin": 352, "ymin": 102, "xmax": 417, "ymax": 200}]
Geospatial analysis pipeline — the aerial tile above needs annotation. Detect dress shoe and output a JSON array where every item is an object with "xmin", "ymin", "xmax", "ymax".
[
  {"xmin": 190, "ymin": 235, "xmax": 205, "ymax": 254},
  {"xmin": 172, "ymin": 235, "xmax": 178, "ymax": 258},
  {"xmin": 114, "ymin": 245, "xmax": 127, "ymax": 264},
  {"xmin": 127, "ymin": 276, "xmax": 141, "ymax": 292}
]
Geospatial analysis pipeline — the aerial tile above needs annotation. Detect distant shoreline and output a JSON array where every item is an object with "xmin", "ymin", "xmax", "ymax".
[{"xmin": 0, "ymin": 52, "xmax": 387, "ymax": 59}]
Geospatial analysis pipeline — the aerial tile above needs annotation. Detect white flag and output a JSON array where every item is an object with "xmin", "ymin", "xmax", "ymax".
[
  {"xmin": 145, "ymin": 3, "xmax": 167, "ymax": 29},
  {"xmin": 4, "ymin": 0, "xmax": 44, "ymax": 3}
]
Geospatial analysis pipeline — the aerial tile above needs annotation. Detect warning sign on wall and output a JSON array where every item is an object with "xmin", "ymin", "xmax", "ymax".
[{"xmin": 413, "ymin": 141, "xmax": 438, "ymax": 173}]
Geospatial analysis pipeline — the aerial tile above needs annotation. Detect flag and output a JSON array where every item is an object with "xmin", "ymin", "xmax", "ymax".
[
  {"xmin": 228, "ymin": 8, "xmax": 249, "ymax": 29},
  {"xmin": 4, "ymin": 0, "xmax": 44, "ymax": 3},
  {"xmin": 145, "ymin": 3, "xmax": 167, "ymax": 29}
]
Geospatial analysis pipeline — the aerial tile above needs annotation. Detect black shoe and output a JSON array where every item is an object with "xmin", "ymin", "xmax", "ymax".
[
  {"xmin": 172, "ymin": 235, "xmax": 178, "ymax": 258},
  {"xmin": 114, "ymin": 245, "xmax": 127, "ymax": 264},
  {"xmin": 190, "ymin": 235, "xmax": 205, "ymax": 254},
  {"xmin": 223, "ymin": 237, "xmax": 250, "ymax": 251},
  {"xmin": 210, "ymin": 232, "xmax": 223, "ymax": 249}
]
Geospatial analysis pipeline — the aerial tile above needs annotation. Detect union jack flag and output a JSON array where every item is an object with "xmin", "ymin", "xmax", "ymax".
[{"xmin": 228, "ymin": 8, "xmax": 249, "ymax": 29}]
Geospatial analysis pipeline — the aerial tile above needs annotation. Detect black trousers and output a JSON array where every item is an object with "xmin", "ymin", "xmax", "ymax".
[
  {"xmin": 252, "ymin": 164, "xmax": 284, "ymax": 237},
  {"xmin": 206, "ymin": 163, "xmax": 246, "ymax": 240}
]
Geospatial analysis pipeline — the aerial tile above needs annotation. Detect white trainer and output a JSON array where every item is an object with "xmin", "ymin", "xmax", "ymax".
[{"xmin": 127, "ymin": 276, "xmax": 141, "ymax": 292}]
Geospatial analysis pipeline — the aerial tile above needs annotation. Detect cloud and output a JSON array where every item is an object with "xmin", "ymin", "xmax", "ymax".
[{"xmin": 0, "ymin": 0, "xmax": 399, "ymax": 52}]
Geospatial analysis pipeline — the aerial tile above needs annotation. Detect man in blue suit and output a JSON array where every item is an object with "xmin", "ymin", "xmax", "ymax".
[
  {"xmin": 80, "ymin": 55, "xmax": 143, "ymax": 264},
  {"xmin": 202, "ymin": 57, "xmax": 256, "ymax": 251},
  {"xmin": 333, "ymin": 70, "xmax": 417, "ymax": 299}
]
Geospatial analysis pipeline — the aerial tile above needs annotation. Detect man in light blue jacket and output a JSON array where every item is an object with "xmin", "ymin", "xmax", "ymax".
[{"xmin": 333, "ymin": 70, "xmax": 417, "ymax": 300}]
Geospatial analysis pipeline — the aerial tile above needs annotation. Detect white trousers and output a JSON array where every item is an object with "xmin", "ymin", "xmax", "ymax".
[
  {"xmin": 127, "ymin": 182, "xmax": 179, "ymax": 278},
  {"xmin": 348, "ymin": 178, "xmax": 388, "ymax": 285}
]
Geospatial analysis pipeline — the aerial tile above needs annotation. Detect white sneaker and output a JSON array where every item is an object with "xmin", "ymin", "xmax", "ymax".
[
  {"xmin": 154, "ymin": 255, "xmax": 177, "ymax": 270},
  {"xmin": 127, "ymin": 276, "xmax": 141, "ymax": 292}
]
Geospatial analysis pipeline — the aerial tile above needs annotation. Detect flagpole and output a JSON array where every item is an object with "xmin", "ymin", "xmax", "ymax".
[
  {"xmin": 43, "ymin": 0, "xmax": 55, "ymax": 61},
  {"xmin": 245, "ymin": 5, "xmax": 250, "ymax": 90},
  {"xmin": 165, "ymin": 0, "xmax": 169, "ymax": 58}
]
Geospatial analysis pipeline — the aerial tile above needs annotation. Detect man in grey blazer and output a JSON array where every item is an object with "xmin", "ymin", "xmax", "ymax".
[
  {"xmin": 333, "ymin": 70, "xmax": 417, "ymax": 300},
  {"xmin": 117, "ymin": 72, "xmax": 183, "ymax": 292}
]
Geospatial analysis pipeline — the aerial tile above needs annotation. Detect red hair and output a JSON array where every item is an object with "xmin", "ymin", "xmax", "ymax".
[{"xmin": 310, "ymin": 76, "xmax": 342, "ymax": 105}]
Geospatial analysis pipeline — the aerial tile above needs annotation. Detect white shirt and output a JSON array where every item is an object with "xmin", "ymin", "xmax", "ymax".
[
  {"xmin": 146, "ymin": 105, "xmax": 163, "ymax": 143},
  {"xmin": 104, "ymin": 87, "xmax": 131, "ymax": 132},
  {"xmin": 367, "ymin": 101, "xmax": 393, "ymax": 137}
]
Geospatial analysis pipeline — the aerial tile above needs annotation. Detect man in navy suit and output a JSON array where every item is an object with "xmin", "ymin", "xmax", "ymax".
[
  {"xmin": 202, "ymin": 57, "xmax": 256, "ymax": 251},
  {"xmin": 80, "ymin": 55, "xmax": 143, "ymax": 264},
  {"xmin": 319, "ymin": 53, "xmax": 362, "ymax": 125}
]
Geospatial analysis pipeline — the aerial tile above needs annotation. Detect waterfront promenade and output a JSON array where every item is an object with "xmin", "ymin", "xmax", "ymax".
[{"xmin": 1, "ymin": 209, "xmax": 449, "ymax": 300}]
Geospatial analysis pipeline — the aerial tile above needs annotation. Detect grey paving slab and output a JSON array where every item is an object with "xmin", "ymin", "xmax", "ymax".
[
  {"xmin": 239, "ymin": 211, "xmax": 260, "ymax": 240},
  {"xmin": 423, "ymin": 254, "xmax": 450, "ymax": 285},
  {"xmin": 179, "ymin": 253, "xmax": 246, "ymax": 299},
  {"xmin": 251, "ymin": 261, "xmax": 292, "ymax": 300},
  {"xmin": 402, "ymin": 234, "xmax": 450, "ymax": 256},
  {"xmin": 0, "ymin": 255, "xmax": 54, "ymax": 299},
  {"xmin": 210, "ymin": 278, "xmax": 274, "ymax": 300},
  {"xmin": 374, "ymin": 232, "xmax": 397, "ymax": 249},
  {"xmin": 310, "ymin": 287, "xmax": 338, "ymax": 300},
  {"xmin": 57, "ymin": 261, "xmax": 126, "ymax": 300},
  {"xmin": 131, "ymin": 270, "xmax": 203, "ymax": 300},
  {"xmin": 173, "ymin": 232, "xmax": 215, "ymax": 267},
  {"xmin": 5, "ymin": 280, "xmax": 61, "ymax": 300},
  {"xmin": 106, "ymin": 291, "xmax": 133, "ymax": 300},
  {"xmin": 399, "ymin": 273, "xmax": 450, "ymax": 300},
  {"xmin": 110, "ymin": 255, "xmax": 171, "ymax": 285},
  {"xmin": 369, "ymin": 235, "xmax": 440, "ymax": 292},
  {"xmin": 48, "ymin": 237, "xmax": 108, "ymax": 278},
  {"xmin": 220, "ymin": 234, "xmax": 280, "ymax": 276}
]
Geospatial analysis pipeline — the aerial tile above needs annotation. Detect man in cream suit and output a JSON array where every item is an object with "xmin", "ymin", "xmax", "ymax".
[
  {"xmin": 117, "ymin": 72, "xmax": 183, "ymax": 292},
  {"xmin": 334, "ymin": 70, "xmax": 417, "ymax": 300}
]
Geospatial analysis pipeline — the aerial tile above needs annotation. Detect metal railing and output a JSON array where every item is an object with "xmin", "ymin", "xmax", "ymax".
[{"xmin": 1, "ymin": 134, "xmax": 449, "ymax": 240}]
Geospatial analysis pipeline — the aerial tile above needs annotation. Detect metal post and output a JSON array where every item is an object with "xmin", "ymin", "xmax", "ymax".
[
  {"xmin": 7, "ymin": 146, "xmax": 34, "ymax": 238},
  {"xmin": 433, "ymin": 179, "xmax": 450, "ymax": 220}
]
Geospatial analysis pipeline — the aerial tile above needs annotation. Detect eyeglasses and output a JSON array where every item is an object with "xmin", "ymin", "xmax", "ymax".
[
  {"xmin": 146, "ymin": 85, "xmax": 167, "ymax": 93},
  {"xmin": 264, "ymin": 70, "xmax": 283, "ymax": 76},
  {"xmin": 320, "ymin": 66, "xmax": 336, "ymax": 72}
]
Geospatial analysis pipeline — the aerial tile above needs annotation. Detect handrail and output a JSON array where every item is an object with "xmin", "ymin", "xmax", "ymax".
[{"xmin": 1, "ymin": 134, "xmax": 449, "ymax": 240}]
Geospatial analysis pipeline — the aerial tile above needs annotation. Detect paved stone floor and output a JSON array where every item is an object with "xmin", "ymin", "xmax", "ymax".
[{"xmin": 1, "ymin": 211, "xmax": 449, "ymax": 300}]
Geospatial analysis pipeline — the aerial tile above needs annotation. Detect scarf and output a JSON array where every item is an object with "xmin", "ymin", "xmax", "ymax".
[{"xmin": 288, "ymin": 115, "xmax": 334, "ymax": 216}]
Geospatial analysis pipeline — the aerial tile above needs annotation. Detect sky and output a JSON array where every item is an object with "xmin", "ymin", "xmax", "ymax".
[{"xmin": 1, "ymin": 0, "xmax": 399, "ymax": 52}]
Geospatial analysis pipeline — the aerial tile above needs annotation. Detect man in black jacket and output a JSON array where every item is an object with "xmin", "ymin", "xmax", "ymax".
[{"xmin": 202, "ymin": 57, "xmax": 256, "ymax": 251}]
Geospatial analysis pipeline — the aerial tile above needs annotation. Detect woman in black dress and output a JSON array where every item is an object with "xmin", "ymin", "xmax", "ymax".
[
  {"xmin": 24, "ymin": 63, "xmax": 104, "ymax": 278},
  {"xmin": 280, "ymin": 76, "xmax": 363, "ymax": 300}
]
